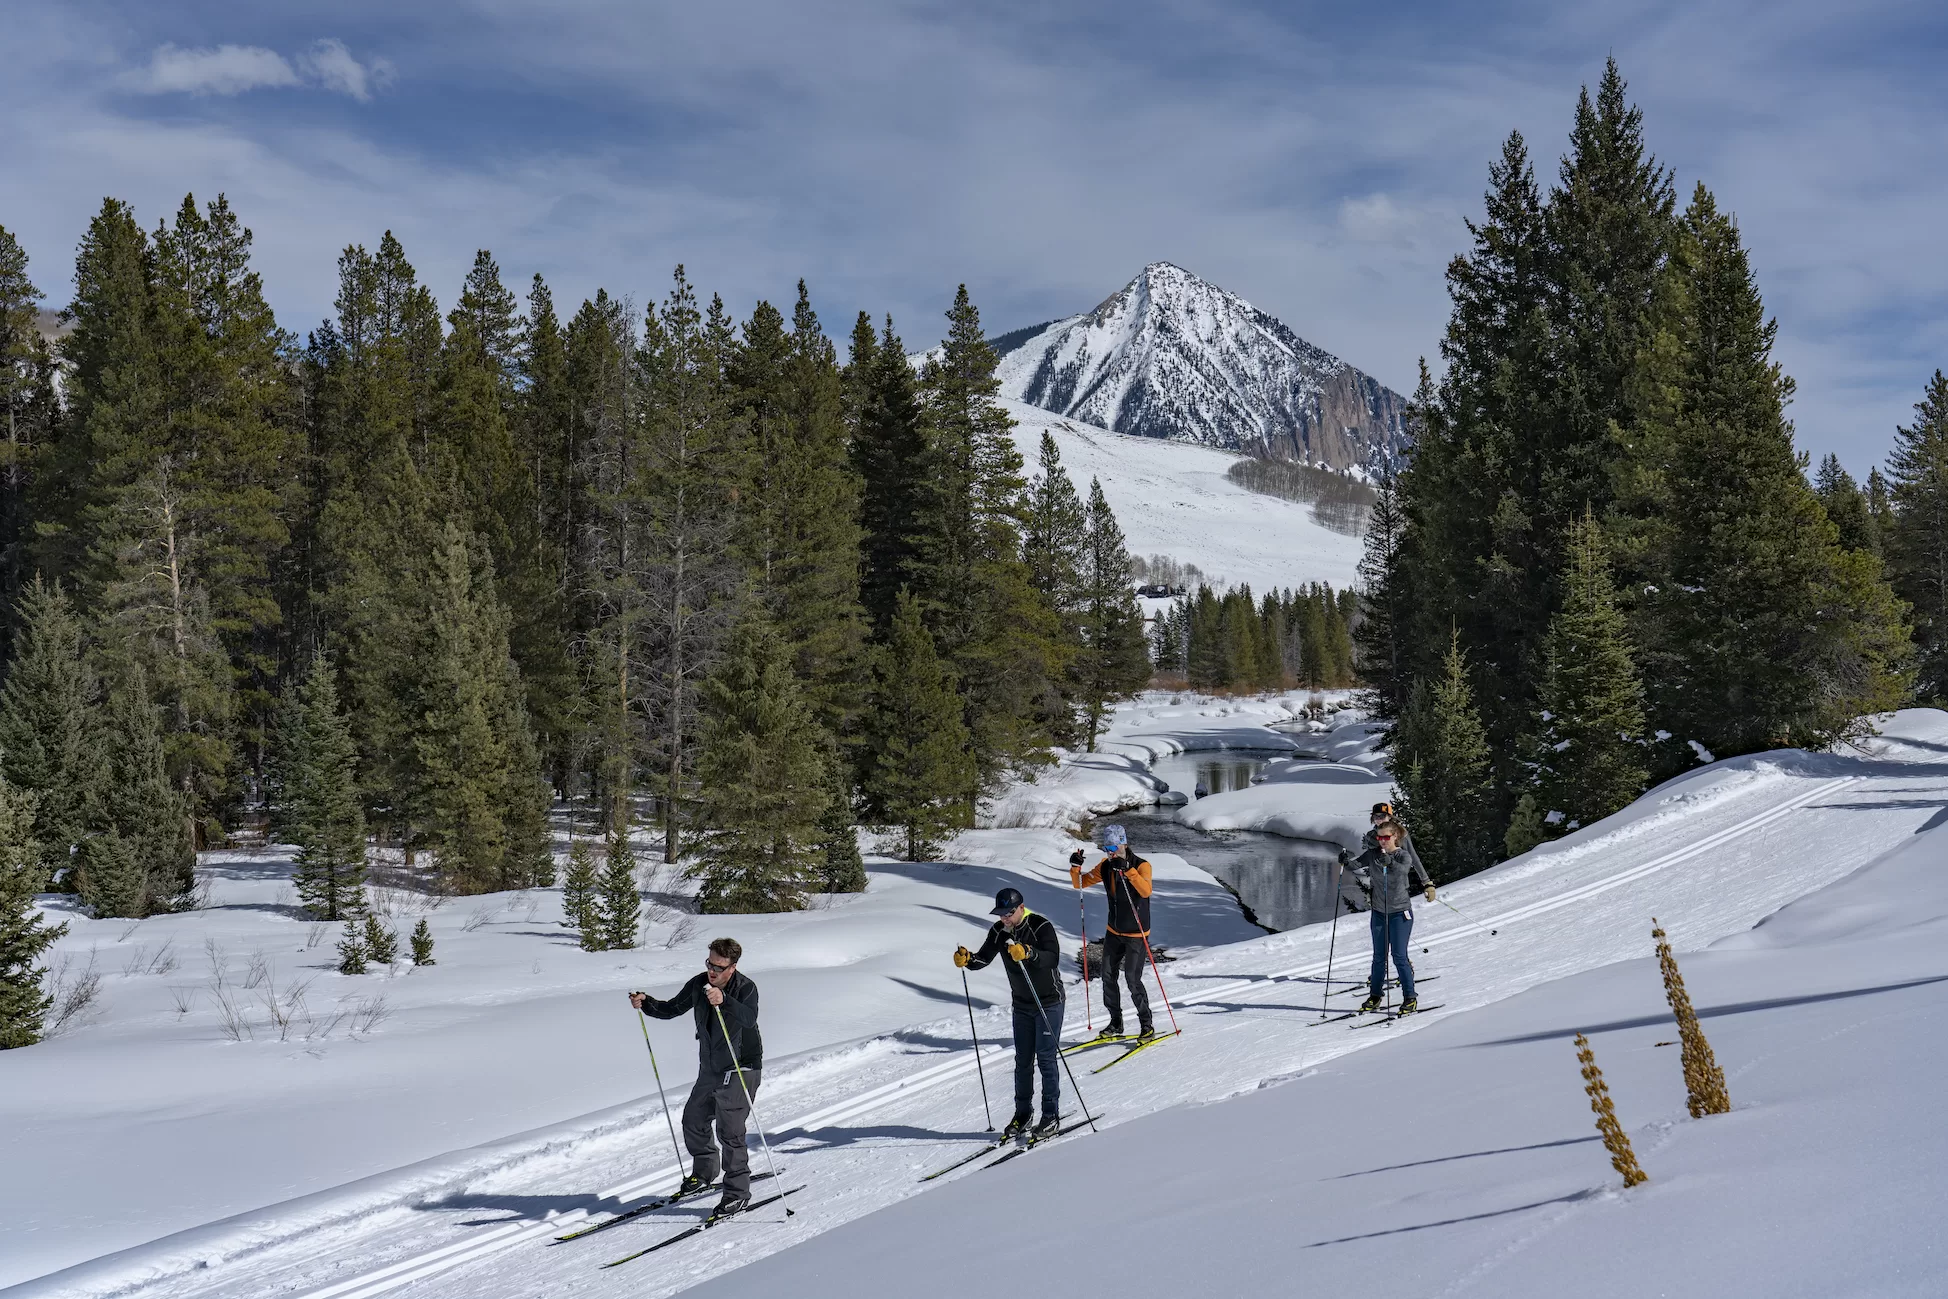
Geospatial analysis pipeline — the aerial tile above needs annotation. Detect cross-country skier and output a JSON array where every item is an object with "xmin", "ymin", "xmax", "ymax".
[
  {"xmin": 629, "ymin": 937, "xmax": 763, "ymax": 1216},
  {"xmin": 954, "ymin": 886, "xmax": 1065, "ymax": 1141},
  {"xmin": 1340, "ymin": 818, "xmax": 1435, "ymax": 1014},
  {"xmin": 1069, "ymin": 824, "xmax": 1155, "ymax": 1042}
]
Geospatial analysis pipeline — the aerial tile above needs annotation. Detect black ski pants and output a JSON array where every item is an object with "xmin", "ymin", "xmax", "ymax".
[
  {"xmin": 1011, "ymin": 1001, "xmax": 1063, "ymax": 1121},
  {"xmin": 1100, "ymin": 931, "xmax": 1152, "ymax": 1029},
  {"xmin": 682, "ymin": 1066, "xmax": 761, "ymax": 1197}
]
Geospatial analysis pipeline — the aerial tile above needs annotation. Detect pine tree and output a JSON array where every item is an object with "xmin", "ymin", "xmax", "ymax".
[
  {"xmin": 362, "ymin": 912, "xmax": 398, "ymax": 965},
  {"xmin": 1815, "ymin": 454, "xmax": 1876, "ymax": 556},
  {"xmin": 1526, "ymin": 510, "xmax": 1647, "ymax": 836},
  {"xmin": 637, "ymin": 269, "xmax": 742, "ymax": 863},
  {"xmin": 0, "ymin": 773, "xmax": 67, "ymax": 1049},
  {"xmin": 1355, "ymin": 388, "xmax": 1416, "ymax": 722},
  {"xmin": 1886, "ymin": 370, "xmax": 1948, "ymax": 700},
  {"xmin": 861, "ymin": 591, "xmax": 976, "ymax": 861},
  {"xmin": 1394, "ymin": 633, "xmax": 1495, "ymax": 880},
  {"xmin": 1076, "ymin": 479, "xmax": 1150, "ymax": 747},
  {"xmin": 276, "ymin": 653, "xmax": 366, "ymax": 921},
  {"xmin": 0, "ymin": 580, "xmax": 103, "ymax": 880},
  {"xmin": 689, "ymin": 614, "xmax": 830, "ymax": 914},
  {"xmin": 1637, "ymin": 187, "xmax": 1909, "ymax": 756},
  {"xmin": 814, "ymin": 762, "xmax": 867, "ymax": 894},
  {"xmin": 1023, "ymin": 431, "xmax": 1087, "ymax": 620},
  {"xmin": 911, "ymin": 287, "xmax": 1063, "ymax": 786},
  {"xmin": 409, "ymin": 917, "xmax": 435, "ymax": 966},
  {"xmin": 850, "ymin": 315, "xmax": 927, "ymax": 631},
  {"xmin": 0, "ymin": 225, "xmax": 59, "ymax": 608},
  {"xmin": 595, "ymin": 828, "xmax": 639, "ymax": 950},
  {"xmin": 88, "ymin": 655, "xmax": 195, "ymax": 916},
  {"xmin": 561, "ymin": 836, "xmax": 600, "ymax": 947},
  {"xmin": 336, "ymin": 921, "xmax": 368, "ymax": 975},
  {"xmin": 412, "ymin": 521, "xmax": 551, "ymax": 892}
]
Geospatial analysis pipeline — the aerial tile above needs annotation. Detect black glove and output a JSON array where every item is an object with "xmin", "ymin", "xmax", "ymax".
[
  {"xmin": 1336, "ymin": 848, "xmax": 1350, "ymax": 866},
  {"xmin": 1069, "ymin": 849, "xmax": 1085, "ymax": 867}
]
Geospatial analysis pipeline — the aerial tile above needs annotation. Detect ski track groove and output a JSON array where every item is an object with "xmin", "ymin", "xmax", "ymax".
[{"xmin": 28, "ymin": 765, "xmax": 1924, "ymax": 1299}]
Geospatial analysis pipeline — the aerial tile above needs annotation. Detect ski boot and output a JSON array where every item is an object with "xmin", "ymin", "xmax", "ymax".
[
  {"xmin": 1002, "ymin": 1111, "xmax": 1032, "ymax": 1139},
  {"xmin": 1357, "ymin": 995, "xmax": 1382, "ymax": 1014},
  {"xmin": 1030, "ymin": 1115, "xmax": 1063, "ymax": 1142},
  {"xmin": 1135, "ymin": 1021, "xmax": 1157, "ymax": 1042},
  {"xmin": 1398, "ymin": 997, "xmax": 1419, "ymax": 1015},
  {"xmin": 676, "ymin": 1173, "xmax": 711, "ymax": 1197},
  {"xmin": 1100, "ymin": 1021, "xmax": 1127, "ymax": 1041},
  {"xmin": 709, "ymin": 1194, "xmax": 749, "ymax": 1221}
]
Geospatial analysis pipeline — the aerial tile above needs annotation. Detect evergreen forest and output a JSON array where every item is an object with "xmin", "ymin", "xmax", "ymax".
[
  {"xmin": 1360, "ymin": 59, "xmax": 1939, "ymax": 879},
  {"xmin": 0, "ymin": 206, "xmax": 1155, "ymax": 936}
]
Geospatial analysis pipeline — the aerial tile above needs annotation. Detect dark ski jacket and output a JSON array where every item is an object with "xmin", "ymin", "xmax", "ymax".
[
  {"xmin": 1071, "ymin": 853, "xmax": 1153, "ymax": 936},
  {"xmin": 968, "ymin": 910, "xmax": 1064, "ymax": 1012},
  {"xmin": 1348, "ymin": 844, "xmax": 1432, "ymax": 916},
  {"xmin": 642, "ymin": 970, "xmax": 762, "ymax": 1076}
]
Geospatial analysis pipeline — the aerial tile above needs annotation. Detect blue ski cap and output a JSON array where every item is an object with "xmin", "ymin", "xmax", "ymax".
[{"xmin": 1098, "ymin": 824, "xmax": 1128, "ymax": 853}]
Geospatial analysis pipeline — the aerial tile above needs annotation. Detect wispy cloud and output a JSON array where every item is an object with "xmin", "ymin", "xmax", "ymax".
[
  {"xmin": 139, "ymin": 44, "xmax": 301, "ymax": 96},
  {"xmin": 135, "ymin": 39, "xmax": 391, "ymax": 100}
]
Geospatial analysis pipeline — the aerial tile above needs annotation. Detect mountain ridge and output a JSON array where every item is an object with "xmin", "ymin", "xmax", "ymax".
[{"xmin": 990, "ymin": 262, "xmax": 1408, "ymax": 476}]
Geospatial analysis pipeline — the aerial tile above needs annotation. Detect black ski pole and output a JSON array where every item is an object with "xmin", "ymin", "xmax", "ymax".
[
  {"xmin": 961, "ymin": 969, "xmax": 995, "ymax": 1131},
  {"xmin": 714, "ymin": 1004, "xmax": 792, "ymax": 1216},
  {"xmin": 635, "ymin": 1006, "xmax": 688, "ymax": 1184},
  {"xmin": 1319, "ymin": 858, "xmax": 1343, "ymax": 1015}
]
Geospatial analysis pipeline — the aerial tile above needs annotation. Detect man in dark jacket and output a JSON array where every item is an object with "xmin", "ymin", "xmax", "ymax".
[
  {"xmin": 1069, "ymin": 823, "xmax": 1155, "ymax": 1041},
  {"xmin": 955, "ymin": 886, "xmax": 1064, "ymax": 1140},
  {"xmin": 630, "ymin": 937, "xmax": 762, "ymax": 1214}
]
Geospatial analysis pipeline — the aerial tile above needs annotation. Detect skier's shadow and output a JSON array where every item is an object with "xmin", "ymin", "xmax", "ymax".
[
  {"xmin": 772, "ymin": 1122, "xmax": 989, "ymax": 1153},
  {"xmin": 421, "ymin": 1190, "xmax": 628, "ymax": 1228}
]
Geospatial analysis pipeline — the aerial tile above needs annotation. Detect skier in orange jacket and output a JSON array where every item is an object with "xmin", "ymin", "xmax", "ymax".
[{"xmin": 1070, "ymin": 824, "xmax": 1154, "ymax": 1041}]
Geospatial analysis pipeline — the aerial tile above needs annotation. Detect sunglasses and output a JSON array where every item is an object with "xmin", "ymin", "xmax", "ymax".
[
  {"xmin": 705, "ymin": 959, "xmax": 734, "ymax": 973},
  {"xmin": 1376, "ymin": 835, "xmax": 1399, "ymax": 844}
]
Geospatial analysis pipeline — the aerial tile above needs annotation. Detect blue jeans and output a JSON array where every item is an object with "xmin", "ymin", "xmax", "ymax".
[
  {"xmin": 1368, "ymin": 909, "xmax": 1416, "ymax": 1001},
  {"xmin": 1011, "ymin": 1001, "xmax": 1064, "ymax": 1120}
]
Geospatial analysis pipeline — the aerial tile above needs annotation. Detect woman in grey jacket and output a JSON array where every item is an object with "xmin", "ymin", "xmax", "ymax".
[{"xmin": 1339, "ymin": 817, "xmax": 1435, "ymax": 1014}]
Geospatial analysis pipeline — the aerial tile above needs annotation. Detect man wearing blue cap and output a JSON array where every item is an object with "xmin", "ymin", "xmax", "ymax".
[
  {"xmin": 1070, "ymin": 824, "xmax": 1154, "ymax": 1042},
  {"xmin": 955, "ymin": 887, "xmax": 1066, "ymax": 1139}
]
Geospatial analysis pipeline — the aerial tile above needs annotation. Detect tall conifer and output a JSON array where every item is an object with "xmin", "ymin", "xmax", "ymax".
[
  {"xmin": 0, "ymin": 773, "xmax": 66, "ymax": 1049},
  {"xmin": 1394, "ymin": 634, "xmax": 1494, "ymax": 880},
  {"xmin": 0, "ymin": 580, "xmax": 104, "ymax": 879},
  {"xmin": 1076, "ymin": 479, "xmax": 1150, "ymax": 747},
  {"xmin": 276, "ymin": 654, "xmax": 366, "ymax": 920},
  {"xmin": 862, "ymin": 592, "xmax": 975, "ymax": 860},
  {"xmin": 1885, "ymin": 370, "xmax": 1948, "ymax": 700}
]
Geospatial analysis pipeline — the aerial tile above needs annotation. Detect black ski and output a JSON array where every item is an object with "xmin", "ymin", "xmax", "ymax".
[
  {"xmin": 1310, "ymin": 1010, "xmax": 1363, "ymax": 1025},
  {"xmin": 982, "ymin": 1114, "xmax": 1099, "ymax": 1170},
  {"xmin": 1328, "ymin": 975, "xmax": 1439, "ymax": 998},
  {"xmin": 920, "ymin": 1139, "xmax": 1010, "ymax": 1182},
  {"xmin": 1350, "ymin": 1003, "xmax": 1444, "ymax": 1028},
  {"xmin": 553, "ymin": 1172, "xmax": 776, "ymax": 1242},
  {"xmin": 599, "ymin": 1186, "xmax": 805, "ymax": 1267}
]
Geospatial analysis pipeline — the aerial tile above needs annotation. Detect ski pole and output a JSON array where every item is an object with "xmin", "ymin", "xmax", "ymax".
[
  {"xmin": 714, "ymin": 1003, "xmax": 792, "ymax": 1216},
  {"xmin": 1005, "ymin": 944, "xmax": 1097, "ymax": 1134},
  {"xmin": 961, "ymin": 969, "xmax": 994, "ymax": 1131},
  {"xmin": 636, "ymin": 1007, "xmax": 688, "ymax": 1184},
  {"xmin": 1433, "ymin": 891, "xmax": 1498, "ymax": 935},
  {"xmin": 1319, "ymin": 858, "xmax": 1343, "ymax": 1016},
  {"xmin": 1116, "ymin": 866, "xmax": 1180, "ymax": 1036},
  {"xmin": 1077, "ymin": 888, "xmax": 1093, "ymax": 1033}
]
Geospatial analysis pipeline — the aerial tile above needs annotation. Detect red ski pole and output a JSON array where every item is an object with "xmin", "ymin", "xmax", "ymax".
[
  {"xmin": 1077, "ymin": 887, "xmax": 1093, "ymax": 1033},
  {"xmin": 1116, "ymin": 866, "xmax": 1180, "ymax": 1037}
]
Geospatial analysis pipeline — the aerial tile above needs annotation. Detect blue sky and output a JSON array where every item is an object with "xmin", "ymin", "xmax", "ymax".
[{"xmin": 5, "ymin": 0, "xmax": 1945, "ymax": 470}]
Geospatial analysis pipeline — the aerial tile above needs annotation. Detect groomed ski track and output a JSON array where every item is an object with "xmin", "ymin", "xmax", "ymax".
[{"xmin": 15, "ymin": 718, "xmax": 1948, "ymax": 1299}]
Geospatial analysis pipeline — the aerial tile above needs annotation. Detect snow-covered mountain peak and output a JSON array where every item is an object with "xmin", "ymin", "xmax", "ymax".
[{"xmin": 995, "ymin": 264, "xmax": 1408, "ymax": 475}]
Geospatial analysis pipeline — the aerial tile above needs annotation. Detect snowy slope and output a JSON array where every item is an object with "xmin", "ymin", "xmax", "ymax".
[
  {"xmin": 1002, "ymin": 398, "xmax": 1364, "ymax": 593},
  {"xmin": 995, "ymin": 263, "xmax": 1409, "ymax": 474},
  {"xmin": 15, "ymin": 710, "xmax": 1948, "ymax": 1299}
]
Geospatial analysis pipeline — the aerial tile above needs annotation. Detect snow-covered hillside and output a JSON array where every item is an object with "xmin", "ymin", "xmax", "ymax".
[
  {"xmin": 13, "ymin": 706, "xmax": 1948, "ymax": 1299},
  {"xmin": 1002, "ymin": 398, "xmax": 1364, "ymax": 593},
  {"xmin": 995, "ymin": 262, "xmax": 1409, "ymax": 474}
]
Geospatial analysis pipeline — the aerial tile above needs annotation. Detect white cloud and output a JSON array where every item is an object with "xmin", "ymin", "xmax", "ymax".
[
  {"xmin": 136, "ymin": 39, "xmax": 391, "ymax": 100},
  {"xmin": 297, "ymin": 39, "xmax": 394, "ymax": 102},
  {"xmin": 140, "ymin": 44, "xmax": 300, "ymax": 96}
]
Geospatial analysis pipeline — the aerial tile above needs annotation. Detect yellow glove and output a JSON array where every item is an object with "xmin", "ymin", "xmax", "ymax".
[
  {"xmin": 1425, "ymin": 885, "xmax": 1437, "ymax": 902},
  {"xmin": 1006, "ymin": 941, "xmax": 1028, "ymax": 962},
  {"xmin": 953, "ymin": 946, "xmax": 972, "ymax": 968}
]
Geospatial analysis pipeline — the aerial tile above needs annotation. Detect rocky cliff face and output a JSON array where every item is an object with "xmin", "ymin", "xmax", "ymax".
[{"xmin": 992, "ymin": 262, "xmax": 1409, "ymax": 475}]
